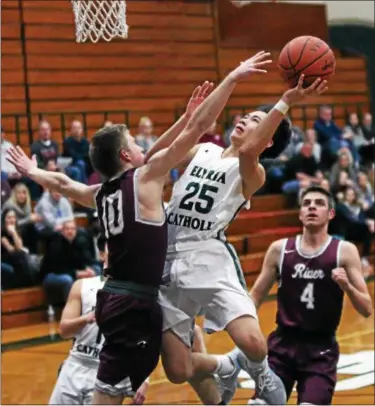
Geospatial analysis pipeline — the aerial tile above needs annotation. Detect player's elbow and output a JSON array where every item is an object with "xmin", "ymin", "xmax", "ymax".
[
  {"xmin": 363, "ymin": 300, "xmax": 372, "ymax": 318},
  {"xmin": 59, "ymin": 322, "xmax": 74, "ymax": 339}
]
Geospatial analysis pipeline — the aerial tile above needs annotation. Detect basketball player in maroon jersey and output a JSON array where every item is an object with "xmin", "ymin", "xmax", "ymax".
[
  {"xmin": 7, "ymin": 52, "xmax": 273, "ymax": 405},
  {"xmin": 242, "ymin": 185, "xmax": 373, "ymax": 405}
]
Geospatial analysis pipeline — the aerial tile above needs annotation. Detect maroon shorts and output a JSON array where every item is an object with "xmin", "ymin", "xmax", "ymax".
[
  {"xmin": 267, "ymin": 328, "xmax": 339, "ymax": 405},
  {"xmin": 95, "ymin": 289, "xmax": 162, "ymax": 396}
]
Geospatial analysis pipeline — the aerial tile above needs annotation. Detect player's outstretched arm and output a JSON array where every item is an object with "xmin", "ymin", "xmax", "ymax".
[
  {"xmin": 59, "ymin": 280, "xmax": 96, "ymax": 339},
  {"xmin": 332, "ymin": 241, "xmax": 372, "ymax": 318},
  {"xmin": 142, "ymin": 51, "xmax": 272, "ymax": 180},
  {"xmin": 239, "ymin": 75, "xmax": 328, "ymax": 198},
  {"xmin": 250, "ymin": 239, "xmax": 283, "ymax": 308},
  {"xmin": 6, "ymin": 146, "xmax": 100, "ymax": 208},
  {"xmin": 144, "ymin": 81, "xmax": 214, "ymax": 163}
]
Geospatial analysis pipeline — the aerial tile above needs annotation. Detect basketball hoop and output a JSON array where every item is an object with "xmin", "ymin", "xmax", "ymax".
[{"xmin": 71, "ymin": 0, "xmax": 128, "ymax": 43}]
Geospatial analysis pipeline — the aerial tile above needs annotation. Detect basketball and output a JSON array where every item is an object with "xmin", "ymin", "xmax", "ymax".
[{"xmin": 278, "ymin": 36, "xmax": 336, "ymax": 88}]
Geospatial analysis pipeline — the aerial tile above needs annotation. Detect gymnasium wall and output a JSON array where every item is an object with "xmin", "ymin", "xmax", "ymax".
[{"xmin": 1, "ymin": 0, "xmax": 372, "ymax": 147}]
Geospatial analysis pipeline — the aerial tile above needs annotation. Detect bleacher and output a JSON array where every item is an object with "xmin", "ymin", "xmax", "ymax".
[{"xmin": 2, "ymin": 0, "xmax": 370, "ymax": 150}]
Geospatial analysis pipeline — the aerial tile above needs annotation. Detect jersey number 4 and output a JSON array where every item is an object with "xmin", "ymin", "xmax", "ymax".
[
  {"xmin": 300, "ymin": 283, "xmax": 315, "ymax": 309},
  {"xmin": 179, "ymin": 182, "xmax": 219, "ymax": 214},
  {"xmin": 101, "ymin": 190, "xmax": 124, "ymax": 237}
]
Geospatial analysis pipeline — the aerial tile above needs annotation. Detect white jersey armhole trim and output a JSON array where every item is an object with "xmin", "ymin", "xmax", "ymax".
[
  {"xmin": 278, "ymin": 238, "xmax": 288, "ymax": 287},
  {"xmin": 133, "ymin": 167, "xmax": 166, "ymax": 226},
  {"xmin": 336, "ymin": 239, "xmax": 343, "ymax": 268}
]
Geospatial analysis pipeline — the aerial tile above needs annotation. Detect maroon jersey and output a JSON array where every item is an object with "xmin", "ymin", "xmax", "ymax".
[
  {"xmin": 95, "ymin": 168, "xmax": 167, "ymax": 287},
  {"xmin": 276, "ymin": 235, "xmax": 344, "ymax": 335}
]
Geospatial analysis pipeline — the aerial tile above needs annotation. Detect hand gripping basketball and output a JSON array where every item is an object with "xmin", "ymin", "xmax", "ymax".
[{"xmin": 281, "ymin": 74, "xmax": 328, "ymax": 107}]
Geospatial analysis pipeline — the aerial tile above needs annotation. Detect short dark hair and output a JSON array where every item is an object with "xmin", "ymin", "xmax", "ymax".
[
  {"xmin": 89, "ymin": 124, "xmax": 128, "ymax": 180},
  {"xmin": 300, "ymin": 186, "xmax": 335, "ymax": 209},
  {"xmin": 255, "ymin": 104, "xmax": 292, "ymax": 159},
  {"xmin": 96, "ymin": 233, "xmax": 106, "ymax": 253}
]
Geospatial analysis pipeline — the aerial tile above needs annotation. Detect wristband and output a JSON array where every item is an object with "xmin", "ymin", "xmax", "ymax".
[
  {"xmin": 144, "ymin": 377, "xmax": 150, "ymax": 384},
  {"xmin": 274, "ymin": 100, "xmax": 290, "ymax": 115}
]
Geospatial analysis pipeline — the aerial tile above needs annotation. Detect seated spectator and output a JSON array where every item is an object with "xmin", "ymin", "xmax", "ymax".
[
  {"xmin": 335, "ymin": 187, "xmax": 374, "ymax": 275},
  {"xmin": 40, "ymin": 220, "xmax": 97, "ymax": 306},
  {"xmin": 1, "ymin": 208, "xmax": 38, "ymax": 289},
  {"xmin": 135, "ymin": 116, "xmax": 157, "ymax": 152},
  {"xmin": 1, "ymin": 126, "xmax": 22, "ymax": 184},
  {"xmin": 224, "ymin": 114, "xmax": 241, "ymax": 147},
  {"xmin": 63, "ymin": 120, "xmax": 89, "ymax": 184},
  {"xmin": 281, "ymin": 143, "xmax": 321, "ymax": 198},
  {"xmin": 313, "ymin": 105, "xmax": 342, "ymax": 166},
  {"xmin": 34, "ymin": 190, "xmax": 74, "ymax": 242},
  {"xmin": 357, "ymin": 171, "xmax": 374, "ymax": 208},
  {"xmin": 1, "ymin": 174, "xmax": 11, "ymax": 207},
  {"xmin": 343, "ymin": 112, "xmax": 367, "ymax": 150},
  {"xmin": 295, "ymin": 128, "xmax": 321, "ymax": 164},
  {"xmin": 3, "ymin": 183, "xmax": 40, "ymax": 253},
  {"xmin": 199, "ymin": 121, "xmax": 224, "ymax": 147},
  {"xmin": 361, "ymin": 112, "xmax": 374, "ymax": 141},
  {"xmin": 31, "ymin": 120, "xmax": 59, "ymax": 168},
  {"xmin": 329, "ymin": 149, "xmax": 358, "ymax": 193}
]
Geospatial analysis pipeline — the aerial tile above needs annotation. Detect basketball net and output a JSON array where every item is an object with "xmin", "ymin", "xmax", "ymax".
[{"xmin": 71, "ymin": 0, "xmax": 128, "ymax": 43}]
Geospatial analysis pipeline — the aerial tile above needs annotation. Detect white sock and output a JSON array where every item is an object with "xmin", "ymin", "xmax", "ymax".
[
  {"xmin": 214, "ymin": 355, "xmax": 236, "ymax": 376},
  {"xmin": 239, "ymin": 352, "xmax": 268, "ymax": 376}
]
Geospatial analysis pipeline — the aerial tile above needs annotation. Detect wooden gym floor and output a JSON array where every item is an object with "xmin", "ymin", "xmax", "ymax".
[{"xmin": 2, "ymin": 280, "xmax": 374, "ymax": 405}]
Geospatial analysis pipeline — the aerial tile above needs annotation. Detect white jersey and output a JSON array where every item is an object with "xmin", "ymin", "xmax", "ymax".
[
  {"xmin": 69, "ymin": 276, "xmax": 105, "ymax": 363},
  {"xmin": 167, "ymin": 143, "xmax": 249, "ymax": 252}
]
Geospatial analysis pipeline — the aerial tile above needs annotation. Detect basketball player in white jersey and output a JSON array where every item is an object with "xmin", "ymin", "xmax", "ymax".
[
  {"xmin": 49, "ymin": 236, "xmax": 150, "ymax": 405},
  {"xmin": 146, "ymin": 73, "xmax": 329, "ymax": 404}
]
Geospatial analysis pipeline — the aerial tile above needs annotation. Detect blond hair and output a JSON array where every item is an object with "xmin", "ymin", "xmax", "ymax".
[{"xmin": 10, "ymin": 183, "xmax": 31, "ymax": 209}]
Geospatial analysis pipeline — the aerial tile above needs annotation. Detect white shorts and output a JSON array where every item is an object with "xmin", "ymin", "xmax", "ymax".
[
  {"xmin": 49, "ymin": 355, "xmax": 98, "ymax": 405},
  {"xmin": 158, "ymin": 239, "xmax": 258, "ymax": 347}
]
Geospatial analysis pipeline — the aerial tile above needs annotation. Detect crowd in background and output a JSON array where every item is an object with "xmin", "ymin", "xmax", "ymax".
[{"xmin": 1, "ymin": 106, "xmax": 374, "ymax": 305}]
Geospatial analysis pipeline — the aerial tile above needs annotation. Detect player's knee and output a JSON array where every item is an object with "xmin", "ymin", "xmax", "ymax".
[
  {"xmin": 239, "ymin": 330, "xmax": 267, "ymax": 362},
  {"xmin": 165, "ymin": 366, "xmax": 191, "ymax": 384}
]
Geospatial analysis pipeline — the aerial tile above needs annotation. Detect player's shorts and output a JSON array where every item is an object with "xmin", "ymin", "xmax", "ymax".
[
  {"xmin": 267, "ymin": 326, "xmax": 339, "ymax": 405},
  {"xmin": 158, "ymin": 239, "xmax": 258, "ymax": 347},
  {"xmin": 49, "ymin": 355, "xmax": 98, "ymax": 405},
  {"xmin": 95, "ymin": 286, "xmax": 162, "ymax": 398}
]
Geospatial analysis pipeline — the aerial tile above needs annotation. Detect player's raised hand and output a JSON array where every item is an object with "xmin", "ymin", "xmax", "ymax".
[
  {"xmin": 6, "ymin": 146, "xmax": 37, "ymax": 176},
  {"xmin": 282, "ymin": 74, "xmax": 328, "ymax": 106},
  {"xmin": 332, "ymin": 268, "xmax": 350, "ymax": 291},
  {"xmin": 185, "ymin": 81, "xmax": 215, "ymax": 117},
  {"xmin": 229, "ymin": 51, "xmax": 272, "ymax": 82}
]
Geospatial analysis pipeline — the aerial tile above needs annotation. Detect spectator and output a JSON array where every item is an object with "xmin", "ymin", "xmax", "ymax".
[
  {"xmin": 361, "ymin": 112, "xmax": 374, "ymax": 141},
  {"xmin": 31, "ymin": 120, "xmax": 59, "ymax": 168},
  {"xmin": 281, "ymin": 143, "xmax": 320, "ymax": 197},
  {"xmin": 40, "ymin": 220, "xmax": 97, "ymax": 305},
  {"xmin": 1, "ymin": 208, "xmax": 37, "ymax": 289},
  {"xmin": 295, "ymin": 128, "xmax": 321, "ymax": 163},
  {"xmin": 335, "ymin": 187, "xmax": 374, "ymax": 274},
  {"xmin": 199, "ymin": 121, "xmax": 224, "ymax": 147},
  {"xmin": 313, "ymin": 105, "xmax": 343, "ymax": 167},
  {"xmin": 357, "ymin": 171, "xmax": 374, "ymax": 208},
  {"xmin": 135, "ymin": 116, "xmax": 157, "ymax": 152},
  {"xmin": 3, "ymin": 183, "xmax": 40, "ymax": 253},
  {"xmin": 1, "ymin": 126, "xmax": 22, "ymax": 183},
  {"xmin": 1, "ymin": 175, "xmax": 11, "ymax": 207},
  {"xmin": 224, "ymin": 114, "xmax": 241, "ymax": 146},
  {"xmin": 63, "ymin": 120, "xmax": 89, "ymax": 184},
  {"xmin": 34, "ymin": 190, "xmax": 74, "ymax": 241},
  {"xmin": 343, "ymin": 113, "xmax": 367, "ymax": 149},
  {"xmin": 329, "ymin": 149, "xmax": 357, "ymax": 188}
]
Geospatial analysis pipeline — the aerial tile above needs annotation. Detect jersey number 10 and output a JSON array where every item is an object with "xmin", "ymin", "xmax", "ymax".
[{"xmin": 101, "ymin": 190, "xmax": 124, "ymax": 237}]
